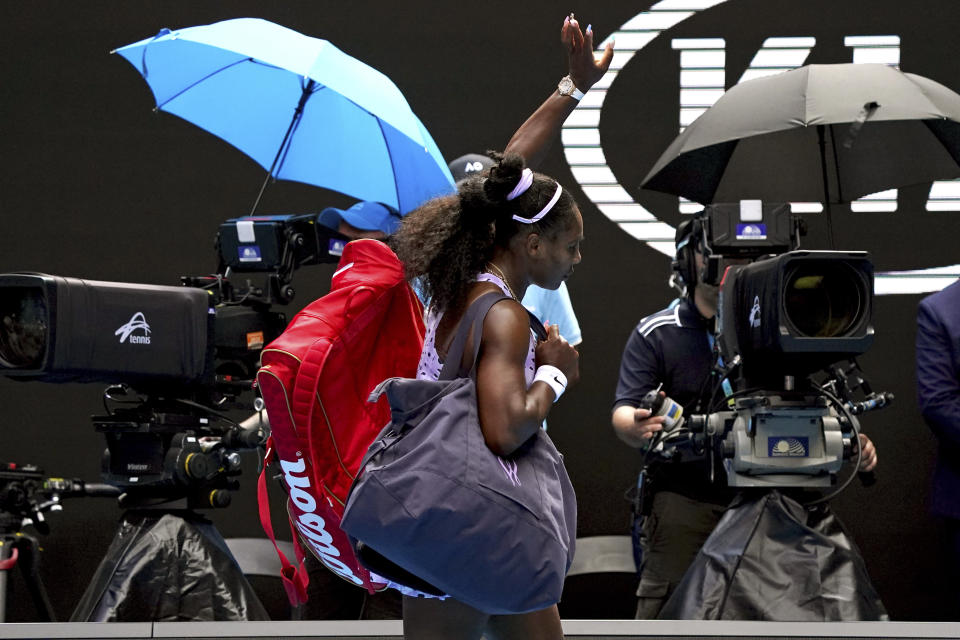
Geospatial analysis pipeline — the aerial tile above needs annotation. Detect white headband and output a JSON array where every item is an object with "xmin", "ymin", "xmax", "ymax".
[
  {"xmin": 512, "ymin": 181, "xmax": 563, "ymax": 225},
  {"xmin": 506, "ymin": 168, "xmax": 534, "ymax": 201}
]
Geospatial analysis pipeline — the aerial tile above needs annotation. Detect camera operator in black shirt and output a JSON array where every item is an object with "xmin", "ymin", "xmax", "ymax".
[{"xmin": 611, "ymin": 218, "xmax": 878, "ymax": 619}]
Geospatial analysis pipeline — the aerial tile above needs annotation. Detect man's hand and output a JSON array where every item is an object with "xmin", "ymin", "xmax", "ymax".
[
  {"xmin": 631, "ymin": 407, "xmax": 666, "ymax": 442},
  {"xmin": 612, "ymin": 403, "xmax": 665, "ymax": 449},
  {"xmin": 562, "ymin": 14, "xmax": 614, "ymax": 93},
  {"xmin": 858, "ymin": 433, "xmax": 878, "ymax": 472}
]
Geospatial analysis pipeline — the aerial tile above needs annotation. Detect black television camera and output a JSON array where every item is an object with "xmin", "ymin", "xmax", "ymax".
[
  {"xmin": 654, "ymin": 201, "xmax": 889, "ymax": 491},
  {"xmin": 0, "ymin": 214, "xmax": 347, "ymax": 509}
]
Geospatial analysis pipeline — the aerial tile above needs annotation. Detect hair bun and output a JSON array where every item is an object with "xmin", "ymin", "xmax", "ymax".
[{"xmin": 484, "ymin": 153, "xmax": 526, "ymax": 203}]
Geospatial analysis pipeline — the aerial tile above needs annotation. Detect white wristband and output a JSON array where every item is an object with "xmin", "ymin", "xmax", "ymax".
[{"xmin": 534, "ymin": 365, "xmax": 567, "ymax": 403}]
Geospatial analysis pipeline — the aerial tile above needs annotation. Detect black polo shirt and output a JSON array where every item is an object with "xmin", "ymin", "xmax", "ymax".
[{"xmin": 614, "ymin": 298, "xmax": 733, "ymax": 504}]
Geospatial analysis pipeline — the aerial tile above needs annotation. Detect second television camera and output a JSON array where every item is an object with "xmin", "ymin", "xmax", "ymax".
[
  {"xmin": 659, "ymin": 201, "xmax": 889, "ymax": 490},
  {"xmin": 0, "ymin": 214, "xmax": 347, "ymax": 508}
]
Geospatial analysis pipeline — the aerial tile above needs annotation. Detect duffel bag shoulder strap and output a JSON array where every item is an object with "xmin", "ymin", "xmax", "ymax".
[
  {"xmin": 525, "ymin": 307, "xmax": 549, "ymax": 342},
  {"xmin": 438, "ymin": 292, "xmax": 508, "ymax": 381},
  {"xmin": 438, "ymin": 293, "xmax": 549, "ymax": 381}
]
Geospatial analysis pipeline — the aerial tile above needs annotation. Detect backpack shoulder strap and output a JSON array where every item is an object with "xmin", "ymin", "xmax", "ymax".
[
  {"xmin": 256, "ymin": 448, "xmax": 309, "ymax": 606},
  {"xmin": 256, "ymin": 337, "xmax": 331, "ymax": 607}
]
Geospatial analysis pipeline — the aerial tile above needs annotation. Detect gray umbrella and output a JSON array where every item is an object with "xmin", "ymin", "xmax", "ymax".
[{"xmin": 641, "ymin": 63, "xmax": 960, "ymax": 209}]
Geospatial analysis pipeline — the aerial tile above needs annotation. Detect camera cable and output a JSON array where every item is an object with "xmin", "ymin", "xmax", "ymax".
[{"xmin": 803, "ymin": 383, "xmax": 865, "ymax": 506}]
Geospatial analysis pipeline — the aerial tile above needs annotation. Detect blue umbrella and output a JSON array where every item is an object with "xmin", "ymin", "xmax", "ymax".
[{"xmin": 113, "ymin": 18, "xmax": 454, "ymax": 214}]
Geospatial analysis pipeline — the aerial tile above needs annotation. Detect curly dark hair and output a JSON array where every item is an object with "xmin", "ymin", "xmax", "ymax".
[{"xmin": 391, "ymin": 152, "xmax": 578, "ymax": 315}]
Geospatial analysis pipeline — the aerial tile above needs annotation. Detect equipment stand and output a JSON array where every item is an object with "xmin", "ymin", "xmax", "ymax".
[
  {"xmin": 0, "ymin": 526, "xmax": 56, "ymax": 622},
  {"xmin": 71, "ymin": 503, "xmax": 268, "ymax": 622}
]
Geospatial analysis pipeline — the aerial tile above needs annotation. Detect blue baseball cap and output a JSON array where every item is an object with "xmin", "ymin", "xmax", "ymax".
[{"xmin": 318, "ymin": 201, "xmax": 401, "ymax": 235}]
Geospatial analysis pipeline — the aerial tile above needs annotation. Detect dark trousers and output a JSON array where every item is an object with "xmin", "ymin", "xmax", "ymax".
[
  {"xmin": 302, "ymin": 553, "xmax": 402, "ymax": 620},
  {"xmin": 945, "ymin": 518, "xmax": 960, "ymax": 611},
  {"xmin": 633, "ymin": 491, "xmax": 726, "ymax": 620}
]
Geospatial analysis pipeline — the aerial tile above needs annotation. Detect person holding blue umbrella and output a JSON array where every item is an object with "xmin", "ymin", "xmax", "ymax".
[{"xmin": 318, "ymin": 201, "xmax": 403, "ymax": 240}]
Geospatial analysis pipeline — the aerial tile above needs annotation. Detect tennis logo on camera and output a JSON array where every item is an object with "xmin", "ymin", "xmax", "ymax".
[
  {"xmin": 749, "ymin": 297, "xmax": 762, "ymax": 329},
  {"xmin": 115, "ymin": 312, "xmax": 152, "ymax": 345}
]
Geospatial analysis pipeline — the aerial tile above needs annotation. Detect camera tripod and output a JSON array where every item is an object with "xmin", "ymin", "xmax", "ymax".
[
  {"xmin": 71, "ymin": 492, "xmax": 269, "ymax": 622},
  {"xmin": 0, "ymin": 515, "xmax": 54, "ymax": 622},
  {"xmin": 72, "ymin": 406, "xmax": 272, "ymax": 622},
  {"xmin": 0, "ymin": 466, "xmax": 118, "ymax": 622}
]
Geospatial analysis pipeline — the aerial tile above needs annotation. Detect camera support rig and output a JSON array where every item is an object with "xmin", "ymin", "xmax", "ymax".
[
  {"xmin": 691, "ymin": 393, "xmax": 847, "ymax": 488},
  {"xmin": 650, "ymin": 358, "xmax": 890, "ymax": 494},
  {"xmin": 93, "ymin": 394, "xmax": 267, "ymax": 511},
  {"xmin": 0, "ymin": 463, "xmax": 119, "ymax": 621}
]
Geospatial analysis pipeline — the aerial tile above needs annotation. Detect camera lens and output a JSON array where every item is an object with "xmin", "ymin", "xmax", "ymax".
[
  {"xmin": 783, "ymin": 262, "xmax": 864, "ymax": 338},
  {"xmin": 0, "ymin": 288, "xmax": 47, "ymax": 368}
]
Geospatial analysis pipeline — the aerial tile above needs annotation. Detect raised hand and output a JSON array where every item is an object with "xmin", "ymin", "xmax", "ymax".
[{"xmin": 561, "ymin": 13, "xmax": 614, "ymax": 93}]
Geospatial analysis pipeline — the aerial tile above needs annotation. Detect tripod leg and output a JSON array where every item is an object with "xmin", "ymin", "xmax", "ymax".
[
  {"xmin": 16, "ymin": 536, "xmax": 56, "ymax": 622},
  {"xmin": 0, "ymin": 539, "xmax": 15, "ymax": 623}
]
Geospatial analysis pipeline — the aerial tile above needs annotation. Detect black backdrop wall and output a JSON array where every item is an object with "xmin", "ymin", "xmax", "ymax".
[{"xmin": 2, "ymin": 0, "xmax": 957, "ymax": 622}]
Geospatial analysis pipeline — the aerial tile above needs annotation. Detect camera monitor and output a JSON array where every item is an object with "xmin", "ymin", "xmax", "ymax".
[
  {"xmin": 217, "ymin": 214, "xmax": 348, "ymax": 273},
  {"xmin": 693, "ymin": 201, "xmax": 802, "ymax": 286},
  {"xmin": 702, "ymin": 200, "xmax": 799, "ymax": 258}
]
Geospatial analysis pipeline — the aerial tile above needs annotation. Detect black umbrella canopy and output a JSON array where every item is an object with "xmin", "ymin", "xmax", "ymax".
[{"xmin": 642, "ymin": 63, "xmax": 960, "ymax": 206}]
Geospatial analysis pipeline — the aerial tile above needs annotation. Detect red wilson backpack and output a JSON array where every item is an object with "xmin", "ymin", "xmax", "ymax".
[{"xmin": 255, "ymin": 239, "xmax": 425, "ymax": 605}]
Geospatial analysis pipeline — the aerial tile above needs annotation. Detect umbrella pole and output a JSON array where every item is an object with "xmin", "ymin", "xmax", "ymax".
[
  {"xmin": 250, "ymin": 174, "xmax": 274, "ymax": 217},
  {"xmin": 249, "ymin": 80, "xmax": 317, "ymax": 216},
  {"xmin": 817, "ymin": 125, "xmax": 837, "ymax": 249}
]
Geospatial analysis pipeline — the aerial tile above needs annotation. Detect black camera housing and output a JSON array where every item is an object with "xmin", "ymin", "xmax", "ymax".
[
  {"xmin": 0, "ymin": 214, "xmax": 349, "ymax": 389},
  {"xmin": 717, "ymin": 250, "xmax": 874, "ymax": 389},
  {"xmin": 0, "ymin": 273, "xmax": 214, "ymax": 387}
]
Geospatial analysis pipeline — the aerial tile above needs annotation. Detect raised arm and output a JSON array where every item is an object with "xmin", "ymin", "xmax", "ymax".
[{"xmin": 504, "ymin": 14, "xmax": 614, "ymax": 168}]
